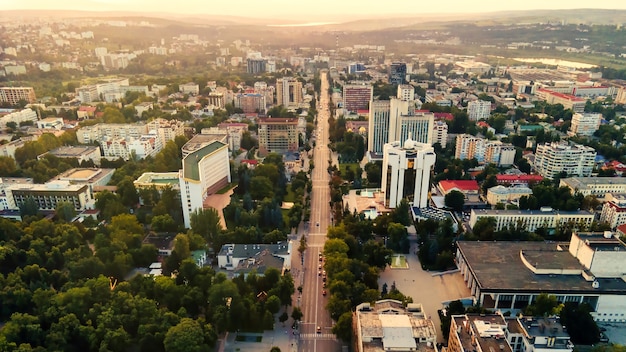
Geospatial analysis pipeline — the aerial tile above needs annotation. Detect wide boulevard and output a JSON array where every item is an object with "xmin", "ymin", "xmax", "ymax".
[{"xmin": 297, "ymin": 70, "xmax": 342, "ymax": 352}]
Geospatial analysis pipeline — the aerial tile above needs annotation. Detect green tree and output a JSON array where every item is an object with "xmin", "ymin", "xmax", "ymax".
[
  {"xmin": 559, "ymin": 302, "xmax": 600, "ymax": 345},
  {"xmin": 291, "ymin": 307, "xmax": 303, "ymax": 322},
  {"xmin": 0, "ymin": 156, "xmax": 17, "ymax": 176},
  {"xmin": 444, "ymin": 190, "xmax": 465, "ymax": 212},
  {"xmin": 55, "ymin": 201, "xmax": 76, "ymax": 222},
  {"xmin": 190, "ymin": 207, "xmax": 222, "ymax": 242},
  {"xmin": 332, "ymin": 312, "xmax": 353, "ymax": 342},
  {"xmin": 102, "ymin": 107, "xmax": 126, "ymax": 123},
  {"xmin": 524, "ymin": 293, "xmax": 559, "ymax": 317},
  {"xmin": 249, "ymin": 176, "xmax": 274, "ymax": 200},
  {"xmin": 151, "ymin": 214, "xmax": 177, "ymax": 232},
  {"xmin": 265, "ymin": 295, "xmax": 281, "ymax": 315},
  {"xmin": 164, "ymin": 318, "xmax": 206, "ymax": 352},
  {"xmin": 19, "ymin": 196, "xmax": 39, "ymax": 217}
]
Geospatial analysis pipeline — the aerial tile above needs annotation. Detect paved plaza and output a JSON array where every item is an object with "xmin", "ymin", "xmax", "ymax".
[{"xmin": 378, "ymin": 230, "xmax": 471, "ymax": 343}]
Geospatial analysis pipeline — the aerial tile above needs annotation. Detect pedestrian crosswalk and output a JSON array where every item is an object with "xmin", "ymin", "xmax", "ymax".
[{"xmin": 299, "ymin": 333, "xmax": 336, "ymax": 340}]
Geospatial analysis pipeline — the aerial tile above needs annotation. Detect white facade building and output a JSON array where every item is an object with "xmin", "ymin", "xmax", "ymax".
[
  {"xmin": 469, "ymin": 207, "xmax": 594, "ymax": 232},
  {"xmin": 600, "ymin": 193, "xmax": 626, "ymax": 229},
  {"xmin": 467, "ymin": 100, "xmax": 492, "ymax": 121},
  {"xmin": 560, "ymin": 177, "xmax": 626, "ymax": 198},
  {"xmin": 569, "ymin": 113, "xmax": 602, "ymax": 137},
  {"xmin": 381, "ymin": 137, "xmax": 436, "ymax": 208},
  {"xmin": 534, "ymin": 143, "xmax": 596, "ymax": 179},
  {"xmin": 485, "ymin": 141, "xmax": 516, "ymax": 166},
  {"xmin": 179, "ymin": 136, "xmax": 231, "ymax": 228},
  {"xmin": 0, "ymin": 108, "xmax": 38, "ymax": 128}
]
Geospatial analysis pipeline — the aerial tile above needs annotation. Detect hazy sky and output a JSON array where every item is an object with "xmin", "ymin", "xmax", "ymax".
[{"xmin": 2, "ymin": 0, "xmax": 626, "ymax": 19}]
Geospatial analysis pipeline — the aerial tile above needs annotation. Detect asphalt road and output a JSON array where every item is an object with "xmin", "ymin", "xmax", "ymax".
[{"xmin": 296, "ymin": 70, "xmax": 342, "ymax": 352}]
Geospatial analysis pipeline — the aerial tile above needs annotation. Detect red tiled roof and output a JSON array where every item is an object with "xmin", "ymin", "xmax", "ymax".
[
  {"xmin": 617, "ymin": 223, "xmax": 626, "ymax": 235},
  {"xmin": 438, "ymin": 180, "xmax": 479, "ymax": 193},
  {"xmin": 242, "ymin": 159, "xmax": 258, "ymax": 165},
  {"xmin": 538, "ymin": 89, "xmax": 585, "ymax": 102},
  {"xmin": 434, "ymin": 112, "xmax": 454, "ymax": 121},
  {"xmin": 356, "ymin": 109, "xmax": 369, "ymax": 115},
  {"xmin": 78, "ymin": 106, "xmax": 97, "ymax": 112}
]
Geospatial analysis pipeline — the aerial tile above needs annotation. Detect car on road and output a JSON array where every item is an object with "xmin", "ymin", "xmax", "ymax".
[
  {"xmin": 318, "ymin": 270, "xmax": 322, "ymax": 276},
  {"xmin": 316, "ymin": 222, "xmax": 320, "ymax": 227},
  {"xmin": 317, "ymin": 326, "xmax": 321, "ymax": 334},
  {"xmin": 322, "ymin": 290, "xmax": 327, "ymax": 296}
]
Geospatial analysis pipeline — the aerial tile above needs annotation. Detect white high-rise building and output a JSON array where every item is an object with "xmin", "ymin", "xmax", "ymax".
[
  {"xmin": 484, "ymin": 141, "xmax": 516, "ymax": 166},
  {"xmin": 467, "ymin": 100, "xmax": 492, "ymax": 121},
  {"xmin": 397, "ymin": 111, "xmax": 434, "ymax": 146},
  {"xmin": 455, "ymin": 134, "xmax": 485, "ymax": 162},
  {"xmin": 456, "ymin": 135, "xmax": 515, "ymax": 166},
  {"xmin": 179, "ymin": 135, "xmax": 231, "ymax": 228},
  {"xmin": 534, "ymin": 142, "xmax": 596, "ymax": 179},
  {"xmin": 276, "ymin": 77, "xmax": 302, "ymax": 107},
  {"xmin": 397, "ymin": 84, "xmax": 414, "ymax": 101},
  {"xmin": 569, "ymin": 112, "xmax": 602, "ymax": 136},
  {"xmin": 381, "ymin": 136, "xmax": 436, "ymax": 208}
]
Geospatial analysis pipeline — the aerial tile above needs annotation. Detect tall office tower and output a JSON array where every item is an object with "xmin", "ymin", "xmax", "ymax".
[
  {"xmin": 381, "ymin": 136, "xmax": 436, "ymax": 208},
  {"xmin": 276, "ymin": 77, "xmax": 303, "ymax": 107},
  {"xmin": 343, "ymin": 84, "xmax": 373, "ymax": 113},
  {"xmin": 534, "ymin": 142, "xmax": 596, "ymax": 179},
  {"xmin": 389, "ymin": 62, "xmax": 407, "ymax": 85},
  {"xmin": 246, "ymin": 58, "xmax": 267, "ymax": 74},
  {"xmin": 467, "ymin": 100, "xmax": 492, "ymax": 121},
  {"xmin": 179, "ymin": 134, "xmax": 231, "ymax": 228},
  {"xmin": 397, "ymin": 111, "xmax": 434, "ymax": 146},
  {"xmin": 368, "ymin": 100, "xmax": 392, "ymax": 154}
]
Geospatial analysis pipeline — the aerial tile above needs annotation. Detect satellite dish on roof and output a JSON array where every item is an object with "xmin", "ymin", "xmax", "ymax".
[{"xmin": 592, "ymin": 280, "xmax": 600, "ymax": 289}]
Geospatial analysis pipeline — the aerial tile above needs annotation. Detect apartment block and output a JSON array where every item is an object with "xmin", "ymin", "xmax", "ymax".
[
  {"xmin": 467, "ymin": 100, "xmax": 492, "ymax": 121},
  {"xmin": 4, "ymin": 180, "xmax": 94, "ymax": 211},
  {"xmin": 276, "ymin": 77, "xmax": 303, "ymax": 107},
  {"xmin": 41, "ymin": 146, "xmax": 102, "ymax": 166},
  {"xmin": 0, "ymin": 87, "xmax": 36, "ymax": 105},
  {"xmin": 0, "ymin": 108, "xmax": 38, "ymax": 128},
  {"xmin": 536, "ymin": 89, "xmax": 586, "ymax": 113},
  {"xmin": 569, "ymin": 112, "xmax": 602, "ymax": 137},
  {"xmin": 533, "ymin": 143, "xmax": 596, "ymax": 179},
  {"xmin": 433, "ymin": 120, "xmax": 448, "ymax": 148},
  {"xmin": 600, "ymin": 193, "xmax": 626, "ymax": 229}
]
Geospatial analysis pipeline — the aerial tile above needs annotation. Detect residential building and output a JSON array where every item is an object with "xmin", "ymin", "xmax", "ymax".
[
  {"xmin": 100, "ymin": 133, "xmax": 161, "ymax": 161},
  {"xmin": 76, "ymin": 123, "xmax": 147, "ymax": 143},
  {"xmin": 179, "ymin": 134, "xmax": 231, "ymax": 228},
  {"xmin": 203, "ymin": 125, "xmax": 245, "ymax": 151},
  {"xmin": 0, "ymin": 108, "xmax": 38, "ymax": 128},
  {"xmin": 207, "ymin": 92, "xmax": 225, "ymax": 109},
  {"xmin": 447, "ymin": 314, "xmax": 512, "ymax": 352},
  {"xmin": 600, "ymin": 193, "xmax": 626, "ymax": 229},
  {"xmin": 397, "ymin": 84, "xmax": 415, "ymax": 101},
  {"xmin": 276, "ymin": 77, "xmax": 303, "ymax": 107},
  {"xmin": 455, "ymin": 134, "xmax": 486, "ymax": 162},
  {"xmin": 381, "ymin": 137, "xmax": 436, "ymax": 208},
  {"xmin": 146, "ymin": 118, "xmax": 186, "ymax": 145},
  {"xmin": 342, "ymin": 84, "xmax": 373, "ymax": 113},
  {"xmin": 246, "ymin": 58, "xmax": 266, "ymax": 74},
  {"xmin": 456, "ymin": 232, "xmax": 626, "ymax": 321},
  {"xmin": 560, "ymin": 177, "xmax": 626, "ymax": 198},
  {"xmin": 467, "ymin": 100, "xmax": 492, "ymax": 121},
  {"xmin": 0, "ymin": 87, "xmax": 36, "ymax": 105},
  {"xmin": 257, "ymin": 118, "xmax": 299, "ymax": 157},
  {"xmin": 533, "ymin": 143, "xmax": 596, "ymax": 179},
  {"xmin": 432, "ymin": 120, "xmax": 448, "ymax": 148},
  {"xmin": 484, "ymin": 141, "xmax": 516, "ymax": 167},
  {"xmin": 569, "ymin": 113, "xmax": 602, "ymax": 136},
  {"xmin": 217, "ymin": 243, "xmax": 292, "ymax": 274},
  {"xmin": 506, "ymin": 316, "xmax": 574, "ymax": 352},
  {"xmin": 469, "ymin": 207, "xmax": 594, "ymax": 232},
  {"xmin": 135, "ymin": 102, "xmax": 153, "ymax": 116},
  {"xmin": 4, "ymin": 180, "xmax": 94, "ymax": 211},
  {"xmin": 486, "ymin": 185, "xmax": 533, "ymax": 205},
  {"xmin": 389, "ymin": 62, "xmax": 407, "ymax": 85},
  {"xmin": 41, "ymin": 146, "xmax": 102, "ymax": 166},
  {"xmin": 234, "ymin": 93, "xmax": 266, "ymax": 114},
  {"xmin": 354, "ymin": 300, "xmax": 437, "ymax": 352},
  {"xmin": 179, "ymin": 82, "xmax": 199, "ymax": 95}
]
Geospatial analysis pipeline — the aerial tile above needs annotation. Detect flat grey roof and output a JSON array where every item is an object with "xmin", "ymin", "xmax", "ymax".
[{"xmin": 457, "ymin": 241, "xmax": 626, "ymax": 294}]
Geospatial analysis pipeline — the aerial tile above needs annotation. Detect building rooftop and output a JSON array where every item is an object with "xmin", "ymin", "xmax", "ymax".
[
  {"xmin": 439, "ymin": 180, "xmax": 479, "ymax": 193},
  {"xmin": 453, "ymin": 315, "xmax": 512, "ymax": 352},
  {"xmin": 560, "ymin": 177, "xmax": 626, "ymax": 189},
  {"xmin": 218, "ymin": 243, "xmax": 290, "ymax": 258},
  {"xmin": 496, "ymin": 174, "xmax": 543, "ymax": 183},
  {"xmin": 181, "ymin": 140, "xmax": 227, "ymax": 181},
  {"xmin": 182, "ymin": 133, "xmax": 227, "ymax": 155},
  {"xmin": 55, "ymin": 168, "xmax": 115, "ymax": 184},
  {"xmin": 471, "ymin": 208, "xmax": 593, "ymax": 217},
  {"xmin": 457, "ymin": 241, "xmax": 626, "ymax": 293},
  {"xmin": 47, "ymin": 145, "xmax": 100, "ymax": 158}
]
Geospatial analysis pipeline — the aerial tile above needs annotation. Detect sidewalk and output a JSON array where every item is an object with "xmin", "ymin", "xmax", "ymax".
[{"xmin": 222, "ymin": 325, "xmax": 298, "ymax": 352}]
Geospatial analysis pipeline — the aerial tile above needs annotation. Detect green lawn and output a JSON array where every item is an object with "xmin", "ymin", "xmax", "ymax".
[
  {"xmin": 216, "ymin": 183, "xmax": 236, "ymax": 194},
  {"xmin": 284, "ymin": 187, "xmax": 296, "ymax": 203},
  {"xmin": 390, "ymin": 255, "xmax": 408, "ymax": 269}
]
